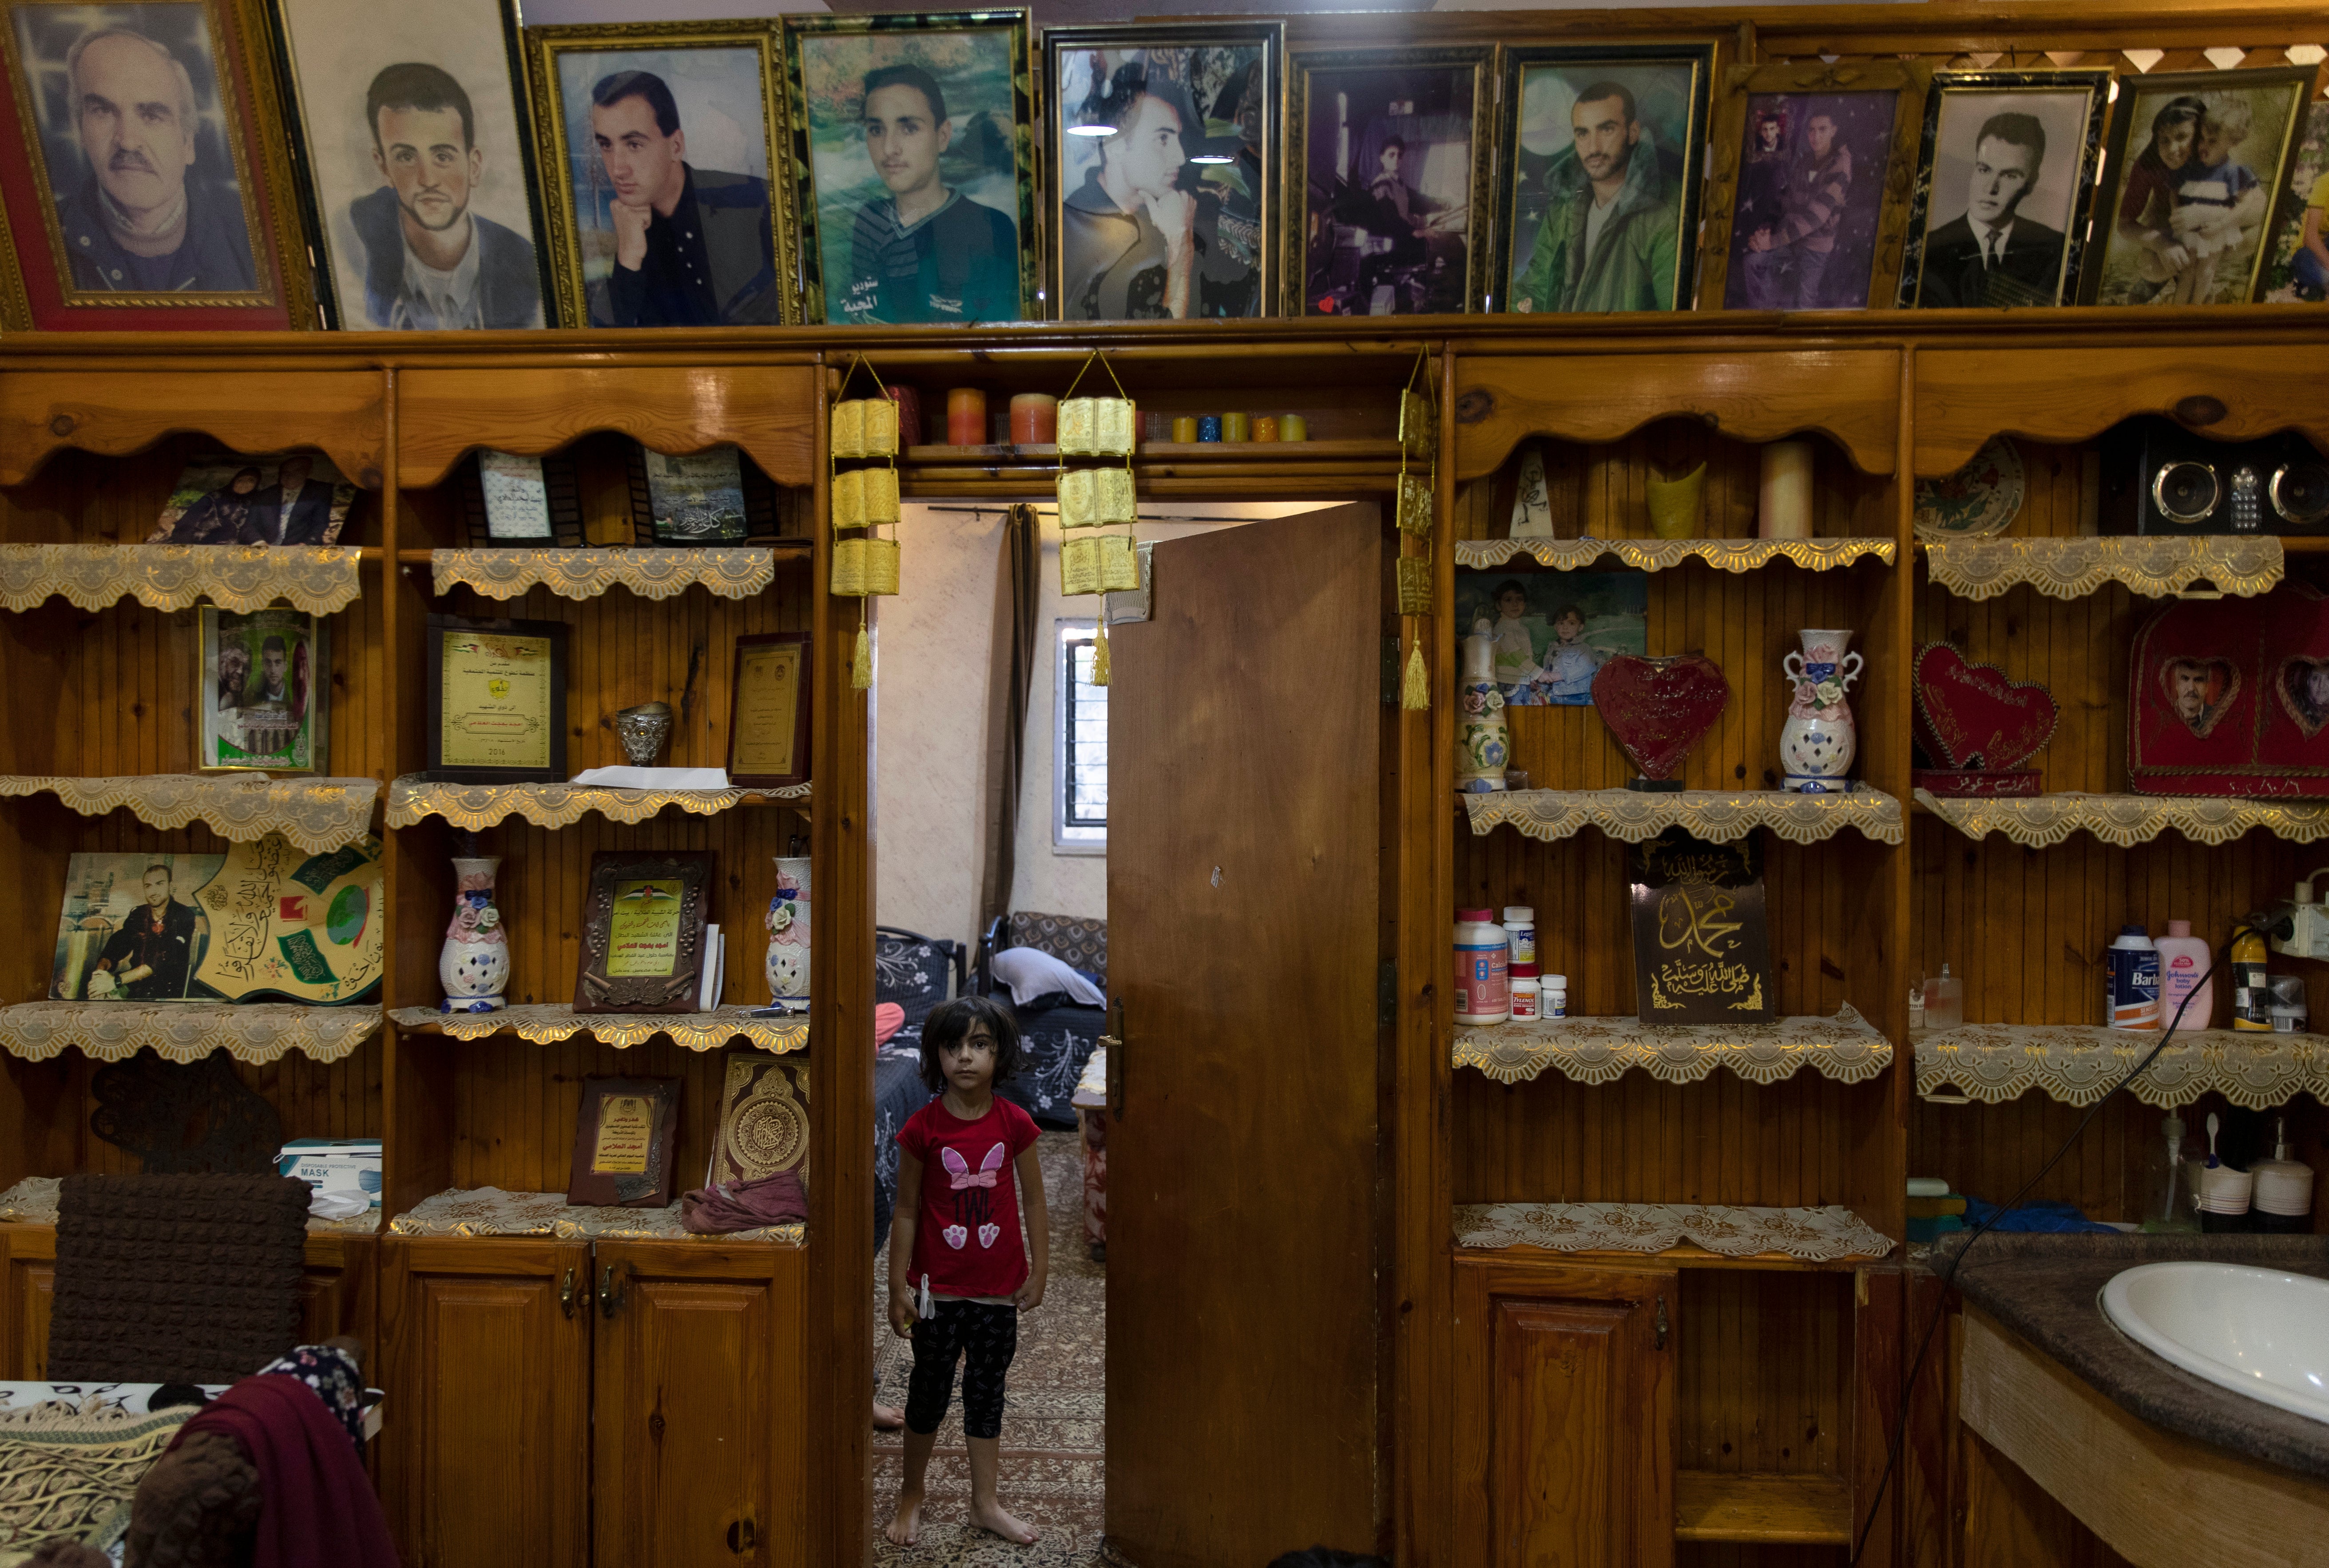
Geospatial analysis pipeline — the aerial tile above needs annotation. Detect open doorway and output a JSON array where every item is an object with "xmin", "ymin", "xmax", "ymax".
[{"xmin": 864, "ymin": 500, "xmax": 1330, "ymax": 1562}]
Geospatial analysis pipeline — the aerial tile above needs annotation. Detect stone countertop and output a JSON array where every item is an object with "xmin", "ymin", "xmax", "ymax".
[{"xmin": 1932, "ymin": 1232, "xmax": 2329, "ymax": 1482}]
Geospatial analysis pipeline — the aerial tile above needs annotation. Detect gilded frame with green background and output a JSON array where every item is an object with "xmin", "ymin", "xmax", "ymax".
[
  {"xmin": 782, "ymin": 9, "xmax": 1037, "ymax": 326},
  {"xmin": 522, "ymin": 17, "xmax": 799, "ymax": 328},
  {"xmin": 1285, "ymin": 44, "xmax": 1498, "ymax": 316}
]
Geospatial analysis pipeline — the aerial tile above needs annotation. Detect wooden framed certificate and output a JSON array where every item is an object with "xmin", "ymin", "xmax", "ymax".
[
  {"xmin": 575, "ymin": 850, "xmax": 716, "ymax": 1013},
  {"xmin": 727, "ymin": 633, "xmax": 812, "ymax": 788},
  {"xmin": 567, "ymin": 1076, "xmax": 681, "ymax": 1207},
  {"xmin": 425, "ymin": 615, "xmax": 569, "ymax": 783}
]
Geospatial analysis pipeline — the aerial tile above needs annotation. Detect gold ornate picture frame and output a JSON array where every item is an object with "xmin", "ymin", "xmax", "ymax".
[{"xmin": 575, "ymin": 849, "xmax": 716, "ymax": 1014}]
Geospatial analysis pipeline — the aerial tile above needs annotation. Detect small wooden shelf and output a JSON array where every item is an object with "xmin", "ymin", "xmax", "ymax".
[
  {"xmin": 0, "ymin": 542, "xmax": 369, "ymax": 614},
  {"xmin": 387, "ymin": 774, "xmax": 810, "ymax": 831},
  {"xmin": 0, "ymin": 774, "xmax": 379, "ymax": 853},
  {"xmin": 1465, "ymin": 787, "xmax": 1904, "ymax": 846},
  {"xmin": 1674, "ymin": 1471, "xmax": 1851, "ymax": 1544},
  {"xmin": 1918, "ymin": 533, "xmax": 2282, "ymax": 602},
  {"xmin": 1456, "ymin": 536, "xmax": 1894, "ymax": 573},
  {"xmin": 1455, "ymin": 1203, "xmax": 1894, "ymax": 1270},
  {"xmin": 389, "ymin": 1003, "xmax": 806, "ymax": 1055},
  {"xmin": 1915, "ymin": 1022, "xmax": 2329, "ymax": 1110},
  {"xmin": 412, "ymin": 543, "xmax": 809, "ymax": 600},
  {"xmin": 1452, "ymin": 1005, "xmax": 1891, "ymax": 1088},
  {"xmin": 905, "ymin": 439, "xmax": 1396, "ymax": 463},
  {"xmin": 1912, "ymin": 788, "xmax": 2329, "ymax": 848}
]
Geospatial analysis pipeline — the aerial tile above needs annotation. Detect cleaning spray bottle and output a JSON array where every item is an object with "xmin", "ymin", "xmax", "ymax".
[{"xmin": 2232, "ymin": 924, "xmax": 2273, "ymax": 1031}]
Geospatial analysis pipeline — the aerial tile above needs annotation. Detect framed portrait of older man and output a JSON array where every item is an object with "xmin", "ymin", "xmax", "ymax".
[
  {"xmin": 1288, "ymin": 45, "xmax": 1495, "ymax": 316},
  {"xmin": 1045, "ymin": 22, "xmax": 1281, "ymax": 321},
  {"xmin": 263, "ymin": 0, "xmax": 553, "ymax": 329},
  {"xmin": 0, "ymin": 0, "xmax": 311, "ymax": 327},
  {"xmin": 1897, "ymin": 70, "xmax": 2111, "ymax": 310},
  {"xmin": 783, "ymin": 12, "xmax": 1036, "ymax": 326},
  {"xmin": 1494, "ymin": 44, "xmax": 1711, "ymax": 315},
  {"xmin": 525, "ymin": 19, "xmax": 796, "ymax": 329},
  {"xmin": 1700, "ymin": 60, "xmax": 1932, "ymax": 312}
]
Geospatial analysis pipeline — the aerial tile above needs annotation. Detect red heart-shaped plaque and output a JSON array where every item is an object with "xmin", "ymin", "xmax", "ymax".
[
  {"xmin": 1591, "ymin": 654, "xmax": 1730, "ymax": 780},
  {"xmin": 1913, "ymin": 643, "xmax": 2059, "ymax": 771}
]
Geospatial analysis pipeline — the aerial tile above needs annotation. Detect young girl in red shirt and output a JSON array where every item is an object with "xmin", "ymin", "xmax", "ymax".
[{"xmin": 885, "ymin": 996, "xmax": 1048, "ymax": 1547}]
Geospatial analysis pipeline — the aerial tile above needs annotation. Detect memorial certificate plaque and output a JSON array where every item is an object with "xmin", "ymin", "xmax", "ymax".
[
  {"xmin": 727, "ymin": 633, "xmax": 811, "ymax": 788},
  {"xmin": 575, "ymin": 850, "xmax": 715, "ymax": 1013},
  {"xmin": 567, "ymin": 1075, "xmax": 681, "ymax": 1207},
  {"xmin": 424, "ymin": 614, "xmax": 568, "ymax": 783},
  {"xmin": 1627, "ymin": 826, "xmax": 1777, "ymax": 1025}
]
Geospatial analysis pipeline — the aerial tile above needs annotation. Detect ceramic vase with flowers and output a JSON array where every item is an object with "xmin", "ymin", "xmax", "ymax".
[
  {"xmin": 439, "ymin": 855, "xmax": 508, "ymax": 1011},
  {"xmin": 1780, "ymin": 629, "xmax": 1863, "ymax": 793},
  {"xmin": 765, "ymin": 856, "xmax": 811, "ymax": 1008}
]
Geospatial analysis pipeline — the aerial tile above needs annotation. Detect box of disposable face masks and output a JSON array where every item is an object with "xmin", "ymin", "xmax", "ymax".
[{"xmin": 277, "ymin": 1139, "xmax": 384, "ymax": 1207}]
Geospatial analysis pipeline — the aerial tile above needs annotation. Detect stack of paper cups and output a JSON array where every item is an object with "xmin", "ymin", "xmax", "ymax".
[
  {"xmin": 2254, "ymin": 1161, "xmax": 2315, "ymax": 1221},
  {"xmin": 2198, "ymin": 1163, "xmax": 2254, "ymax": 1221}
]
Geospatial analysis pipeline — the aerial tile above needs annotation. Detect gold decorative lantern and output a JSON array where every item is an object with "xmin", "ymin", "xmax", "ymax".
[
  {"xmin": 829, "ymin": 356, "xmax": 901, "ymax": 689},
  {"xmin": 1054, "ymin": 352, "xmax": 1139, "ymax": 686}
]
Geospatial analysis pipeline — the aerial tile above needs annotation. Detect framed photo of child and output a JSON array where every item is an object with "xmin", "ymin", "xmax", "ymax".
[
  {"xmin": 1454, "ymin": 568, "xmax": 1648, "ymax": 708},
  {"xmin": 1896, "ymin": 70, "xmax": 2111, "ymax": 310},
  {"xmin": 2082, "ymin": 65, "xmax": 2313, "ymax": 307},
  {"xmin": 2256, "ymin": 99, "xmax": 2329, "ymax": 303}
]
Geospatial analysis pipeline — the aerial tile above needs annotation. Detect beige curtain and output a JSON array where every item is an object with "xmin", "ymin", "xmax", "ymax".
[{"xmin": 975, "ymin": 503, "xmax": 1040, "ymax": 950}]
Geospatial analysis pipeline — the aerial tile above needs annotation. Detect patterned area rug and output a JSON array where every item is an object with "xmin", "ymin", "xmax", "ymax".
[{"xmin": 873, "ymin": 1130, "xmax": 1108, "ymax": 1566}]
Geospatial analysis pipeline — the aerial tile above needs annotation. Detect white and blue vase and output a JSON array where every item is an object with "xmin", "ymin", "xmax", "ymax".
[
  {"xmin": 766, "ymin": 856, "xmax": 811, "ymax": 1007},
  {"xmin": 439, "ymin": 855, "xmax": 508, "ymax": 1011},
  {"xmin": 1780, "ymin": 629, "xmax": 1863, "ymax": 793}
]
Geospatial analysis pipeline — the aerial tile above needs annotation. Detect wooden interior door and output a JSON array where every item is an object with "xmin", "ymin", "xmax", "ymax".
[
  {"xmin": 380, "ymin": 1237, "xmax": 590, "ymax": 1568},
  {"xmin": 1106, "ymin": 501, "xmax": 1388, "ymax": 1565},
  {"xmin": 591, "ymin": 1241, "xmax": 806, "ymax": 1568},
  {"xmin": 1454, "ymin": 1258, "xmax": 1678, "ymax": 1568}
]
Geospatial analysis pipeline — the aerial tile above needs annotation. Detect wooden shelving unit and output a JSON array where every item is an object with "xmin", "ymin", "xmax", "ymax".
[{"xmin": 1674, "ymin": 1470, "xmax": 1852, "ymax": 1544}]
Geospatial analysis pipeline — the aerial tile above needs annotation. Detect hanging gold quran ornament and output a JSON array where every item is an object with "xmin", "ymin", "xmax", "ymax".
[
  {"xmin": 1054, "ymin": 352, "xmax": 1139, "ymax": 662},
  {"xmin": 829, "ymin": 397, "xmax": 899, "ymax": 460},
  {"xmin": 829, "ymin": 356, "xmax": 903, "ymax": 689},
  {"xmin": 1059, "ymin": 397, "xmax": 1136, "ymax": 457}
]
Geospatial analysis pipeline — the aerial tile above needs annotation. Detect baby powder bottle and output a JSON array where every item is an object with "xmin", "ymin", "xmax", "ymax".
[
  {"xmin": 1454, "ymin": 909, "xmax": 1509, "ymax": 1024},
  {"xmin": 2153, "ymin": 919, "xmax": 2214, "ymax": 1030},
  {"xmin": 2103, "ymin": 925, "xmax": 2160, "ymax": 1030}
]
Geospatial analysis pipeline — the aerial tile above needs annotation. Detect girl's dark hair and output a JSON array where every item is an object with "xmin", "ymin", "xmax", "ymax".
[
  {"xmin": 2138, "ymin": 95, "xmax": 2207, "ymax": 174},
  {"xmin": 918, "ymin": 995, "xmax": 1022, "ymax": 1092}
]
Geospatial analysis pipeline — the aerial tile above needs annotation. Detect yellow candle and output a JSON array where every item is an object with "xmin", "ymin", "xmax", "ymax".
[
  {"xmin": 1279, "ymin": 414, "xmax": 1308, "ymax": 443},
  {"xmin": 1170, "ymin": 416, "xmax": 1197, "ymax": 443},
  {"xmin": 1758, "ymin": 441, "xmax": 1814, "ymax": 539},
  {"xmin": 1222, "ymin": 412, "xmax": 1250, "ymax": 442}
]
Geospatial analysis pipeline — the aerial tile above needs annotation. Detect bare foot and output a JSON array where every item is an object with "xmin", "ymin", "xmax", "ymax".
[
  {"xmin": 873, "ymin": 1401, "xmax": 905, "ymax": 1431},
  {"xmin": 883, "ymin": 1489, "xmax": 923, "ymax": 1547},
  {"xmin": 969, "ymin": 1498, "xmax": 1040, "ymax": 1546}
]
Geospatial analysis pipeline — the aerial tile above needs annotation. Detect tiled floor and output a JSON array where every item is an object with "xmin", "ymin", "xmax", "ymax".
[{"xmin": 873, "ymin": 1130, "xmax": 1108, "ymax": 1565}]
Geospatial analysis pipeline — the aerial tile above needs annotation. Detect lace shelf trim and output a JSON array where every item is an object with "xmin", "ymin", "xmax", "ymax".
[
  {"xmin": 0, "ymin": 1002, "xmax": 383, "ymax": 1064},
  {"xmin": 1913, "ymin": 788, "xmax": 2329, "ymax": 848},
  {"xmin": 389, "ymin": 1186, "xmax": 801, "ymax": 1243},
  {"xmin": 1456, "ymin": 537, "xmax": 1895, "ymax": 573},
  {"xmin": 1915, "ymin": 1024, "xmax": 2329, "ymax": 1110},
  {"xmin": 1454, "ymin": 1202, "xmax": 1893, "ymax": 1263},
  {"xmin": 387, "ymin": 774, "xmax": 810, "ymax": 830},
  {"xmin": 0, "ymin": 774, "xmax": 378, "ymax": 853},
  {"xmin": 389, "ymin": 1002, "xmax": 807, "ymax": 1054},
  {"xmin": 0, "ymin": 544, "xmax": 363, "ymax": 614},
  {"xmin": 1467, "ymin": 787, "xmax": 1904, "ymax": 846},
  {"xmin": 1452, "ymin": 1004, "xmax": 1892, "ymax": 1087},
  {"xmin": 1922, "ymin": 536, "xmax": 2284, "ymax": 602},
  {"xmin": 430, "ymin": 547, "xmax": 782, "ymax": 602}
]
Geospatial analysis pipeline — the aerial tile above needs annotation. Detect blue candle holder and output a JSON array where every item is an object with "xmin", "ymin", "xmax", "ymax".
[{"xmin": 1198, "ymin": 416, "xmax": 1223, "ymax": 443}]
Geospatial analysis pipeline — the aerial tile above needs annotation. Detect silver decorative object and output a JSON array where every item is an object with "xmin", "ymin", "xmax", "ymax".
[{"xmin": 613, "ymin": 702, "xmax": 674, "ymax": 766}]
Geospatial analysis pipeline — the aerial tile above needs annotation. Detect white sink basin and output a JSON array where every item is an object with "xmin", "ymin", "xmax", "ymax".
[{"xmin": 2101, "ymin": 1261, "xmax": 2329, "ymax": 1425}]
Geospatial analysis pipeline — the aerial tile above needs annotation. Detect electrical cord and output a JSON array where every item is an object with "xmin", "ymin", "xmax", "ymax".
[{"xmin": 1846, "ymin": 928, "xmax": 2250, "ymax": 1565}]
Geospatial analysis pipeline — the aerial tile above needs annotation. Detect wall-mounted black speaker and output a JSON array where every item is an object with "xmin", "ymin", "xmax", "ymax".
[{"xmin": 2100, "ymin": 417, "xmax": 2329, "ymax": 536}]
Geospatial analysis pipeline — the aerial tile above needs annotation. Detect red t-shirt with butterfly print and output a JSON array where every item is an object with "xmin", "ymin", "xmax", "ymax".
[{"xmin": 897, "ymin": 1095, "xmax": 1041, "ymax": 1299}]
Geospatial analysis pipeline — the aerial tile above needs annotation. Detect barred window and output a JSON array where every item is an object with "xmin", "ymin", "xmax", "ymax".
[{"xmin": 1053, "ymin": 619, "xmax": 1106, "ymax": 852}]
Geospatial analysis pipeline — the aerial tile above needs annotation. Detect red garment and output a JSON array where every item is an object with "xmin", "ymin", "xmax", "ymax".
[
  {"xmin": 896, "ymin": 1096, "xmax": 1039, "ymax": 1298},
  {"xmin": 873, "ymin": 1002, "xmax": 906, "ymax": 1047},
  {"xmin": 170, "ymin": 1371, "xmax": 398, "ymax": 1568}
]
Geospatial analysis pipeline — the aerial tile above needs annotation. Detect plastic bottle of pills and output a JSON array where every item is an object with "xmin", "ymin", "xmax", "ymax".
[
  {"xmin": 1509, "ymin": 964, "xmax": 1541, "ymax": 1020},
  {"xmin": 1454, "ymin": 908, "xmax": 1509, "ymax": 1024},
  {"xmin": 1503, "ymin": 906, "xmax": 1536, "ymax": 968},
  {"xmin": 1544, "ymin": 974, "xmax": 1569, "ymax": 1020}
]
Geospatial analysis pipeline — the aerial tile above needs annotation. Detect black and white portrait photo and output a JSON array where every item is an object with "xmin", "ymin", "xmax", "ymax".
[
  {"xmin": 267, "ymin": 0, "xmax": 550, "ymax": 329},
  {"xmin": 1900, "ymin": 72, "xmax": 2109, "ymax": 310}
]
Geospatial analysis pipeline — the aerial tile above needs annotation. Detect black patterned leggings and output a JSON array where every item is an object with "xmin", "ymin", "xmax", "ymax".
[{"xmin": 905, "ymin": 1298, "xmax": 1019, "ymax": 1439}]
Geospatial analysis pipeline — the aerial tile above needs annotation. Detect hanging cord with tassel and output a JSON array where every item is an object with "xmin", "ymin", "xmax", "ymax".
[
  {"xmin": 1399, "ymin": 345, "xmax": 1436, "ymax": 711},
  {"xmin": 852, "ymin": 601, "xmax": 871, "ymax": 691}
]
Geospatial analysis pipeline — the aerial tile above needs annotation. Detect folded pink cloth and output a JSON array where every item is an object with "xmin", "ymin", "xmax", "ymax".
[
  {"xmin": 874, "ymin": 1002, "xmax": 906, "ymax": 1046},
  {"xmin": 681, "ymin": 1171, "xmax": 808, "ymax": 1233}
]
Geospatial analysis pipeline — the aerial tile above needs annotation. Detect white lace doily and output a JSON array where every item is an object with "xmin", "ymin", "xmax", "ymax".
[
  {"xmin": 389, "ymin": 1003, "xmax": 806, "ymax": 1054},
  {"xmin": 0, "ymin": 775, "xmax": 378, "ymax": 853},
  {"xmin": 0, "ymin": 1002, "xmax": 383, "ymax": 1064},
  {"xmin": 430, "ymin": 547, "xmax": 782, "ymax": 602},
  {"xmin": 1453, "ymin": 1004, "xmax": 1891, "ymax": 1088},
  {"xmin": 388, "ymin": 774, "xmax": 809, "ymax": 830},
  {"xmin": 0, "ymin": 544, "xmax": 363, "ymax": 614},
  {"xmin": 1457, "ymin": 537, "xmax": 1894, "ymax": 573},
  {"xmin": 1913, "ymin": 788, "xmax": 2329, "ymax": 849},
  {"xmin": 1922, "ymin": 536, "xmax": 2283, "ymax": 602},
  {"xmin": 1455, "ymin": 1202, "xmax": 1893, "ymax": 1262},
  {"xmin": 1467, "ymin": 787, "xmax": 1904, "ymax": 846},
  {"xmin": 1916, "ymin": 1024, "xmax": 2328, "ymax": 1109},
  {"xmin": 0, "ymin": 1176, "xmax": 377, "ymax": 1233},
  {"xmin": 389, "ymin": 1186, "xmax": 801, "ymax": 1244}
]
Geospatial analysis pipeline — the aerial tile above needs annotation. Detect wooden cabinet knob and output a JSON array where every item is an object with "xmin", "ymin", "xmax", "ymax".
[{"xmin": 2174, "ymin": 395, "xmax": 2228, "ymax": 428}]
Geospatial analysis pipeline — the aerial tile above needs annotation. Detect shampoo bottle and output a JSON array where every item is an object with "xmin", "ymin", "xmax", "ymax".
[{"xmin": 2154, "ymin": 920, "xmax": 2214, "ymax": 1030}]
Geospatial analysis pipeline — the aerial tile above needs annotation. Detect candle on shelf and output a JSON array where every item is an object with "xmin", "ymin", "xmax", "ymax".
[
  {"xmin": 1009, "ymin": 392, "xmax": 1058, "ymax": 445},
  {"xmin": 1253, "ymin": 416, "xmax": 1280, "ymax": 442},
  {"xmin": 1758, "ymin": 440, "xmax": 1814, "ymax": 539},
  {"xmin": 946, "ymin": 388, "xmax": 987, "ymax": 447},
  {"xmin": 1222, "ymin": 412, "xmax": 1250, "ymax": 442},
  {"xmin": 1198, "ymin": 416, "xmax": 1222, "ymax": 443},
  {"xmin": 886, "ymin": 385, "xmax": 924, "ymax": 448},
  {"xmin": 1279, "ymin": 414, "xmax": 1308, "ymax": 443},
  {"xmin": 1171, "ymin": 415, "xmax": 1198, "ymax": 444}
]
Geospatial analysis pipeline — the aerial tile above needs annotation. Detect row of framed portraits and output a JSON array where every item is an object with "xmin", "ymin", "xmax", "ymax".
[{"xmin": 0, "ymin": 0, "xmax": 2320, "ymax": 331}]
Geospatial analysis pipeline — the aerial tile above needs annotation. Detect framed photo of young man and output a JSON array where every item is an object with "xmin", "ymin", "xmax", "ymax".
[
  {"xmin": 264, "ymin": 0, "xmax": 553, "ymax": 329},
  {"xmin": 783, "ymin": 11, "xmax": 1036, "ymax": 326},
  {"xmin": 1494, "ymin": 44, "xmax": 1712, "ymax": 315},
  {"xmin": 0, "ymin": 0, "xmax": 313, "ymax": 328},
  {"xmin": 1700, "ymin": 60, "xmax": 1932, "ymax": 311},
  {"xmin": 525, "ymin": 19, "xmax": 796, "ymax": 329},
  {"xmin": 1897, "ymin": 70, "xmax": 2111, "ymax": 310},
  {"xmin": 1288, "ymin": 45, "xmax": 1494, "ymax": 316},
  {"xmin": 1045, "ymin": 22, "xmax": 1281, "ymax": 321}
]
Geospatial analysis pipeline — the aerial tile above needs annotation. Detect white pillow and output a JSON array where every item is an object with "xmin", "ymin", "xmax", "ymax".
[{"xmin": 989, "ymin": 946, "xmax": 1104, "ymax": 1008}]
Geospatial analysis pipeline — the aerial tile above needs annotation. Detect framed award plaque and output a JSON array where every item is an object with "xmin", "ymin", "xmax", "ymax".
[
  {"xmin": 424, "ymin": 614, "xmax": 569, "ymax": 783},
  {"xmin": 575, "ymin": 850, "xmax": 717, "ymax": 1014},
  {"xmin": 727, "ymin": 633, "xmax": 811, "ymax": 788},
  {"xmin": 567, "ymin": 1076, "xmax": 681, "ymax": 1207}
]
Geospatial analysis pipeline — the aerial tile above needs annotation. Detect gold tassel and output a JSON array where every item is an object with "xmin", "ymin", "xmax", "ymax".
[
  {"xmin": 851, "ymin": 618, "xmax": 871, "ymax": 690},
  {"xmin": 1402, "ymin": 637, "xmax": 1428, "ymax": 711},
  {"xmin": 1093, "ymin": 621, "xmax": 1111, "ymax": 687}
]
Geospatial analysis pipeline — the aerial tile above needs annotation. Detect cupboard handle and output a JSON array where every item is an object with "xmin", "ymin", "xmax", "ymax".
[
  {"xmin": 1103, "ymin": 998, "xmax": 1125, "ymax": 1119},
  {"xmin": 599, "ymin": 1264, "xmax": 625, "ymax": 1319},
  {"xmin": 559, "ymin": 1268, "xmax": 575, "ymax": 1319},
  {"xmin": 1654, "ymin": 1294, "xmax": 1669, "ymax": 1351},
  {"xmin": 727, "ymin": 1518, "xmax": 756, "ymax": 1554}
]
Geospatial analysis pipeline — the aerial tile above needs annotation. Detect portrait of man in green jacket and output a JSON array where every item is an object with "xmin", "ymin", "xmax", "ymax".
[{"xmin": 1510, "ymin": 80, "xmax": 1687, "ymax": 314}]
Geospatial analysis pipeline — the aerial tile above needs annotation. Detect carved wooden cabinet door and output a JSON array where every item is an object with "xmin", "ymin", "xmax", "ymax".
[
  {"xmin": 0, "ymin": 1224, "xmax": 55, "ymax": 1379},
  {"xmin": 380, "ymin": 1237, "xmax": 591, "ymax": 1568},
  {"xmin": 1455, "ymin": 1256, "xmax": 1679, "ymax": 1568},
  {"xmin": 591, "ymin": 1242, "xmax": 807, "ymax": 1568}
]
